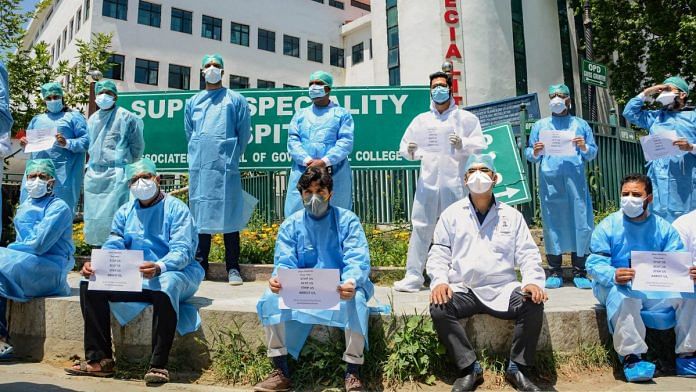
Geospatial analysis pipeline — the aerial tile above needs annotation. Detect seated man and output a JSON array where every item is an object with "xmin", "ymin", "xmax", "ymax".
[
  {"xmin": 673, "ymin": 209, "xmax": 696, "ymax": 377},
  {"xmin": 427, "ymin": 154, "xmax": 547, "ymax": 392},
  {"xmin": 0, "ymin": 159, "xmax": 74, "ymax": 359},
  {"xmin": 66, "ymin": 158, "xmax": 204, "ymax": 384},
  {"xmin": 255, "ymin": 166, "xmax": 373, "ymax": 392},
  {"xmin": 587, "ymin": 173, "xmax": 696, "ymax": 382}
]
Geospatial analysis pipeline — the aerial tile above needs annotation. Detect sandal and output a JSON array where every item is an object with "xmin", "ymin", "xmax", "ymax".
[
  {"xmin": 65, "ymin": 358, "xmax": 115, "ymax": 377},
  {"xmin": 0, "ymin": 340, "xmax": 13, "ymax": 361},
  {"xmin": 144, "ymin": 367, "xmax": 169, "ymax": 384}
]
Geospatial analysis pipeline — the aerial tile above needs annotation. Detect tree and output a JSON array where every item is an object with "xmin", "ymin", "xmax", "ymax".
[{"xmin": 571, "ymin": 0, "xmax": 696, "ymax": 105}]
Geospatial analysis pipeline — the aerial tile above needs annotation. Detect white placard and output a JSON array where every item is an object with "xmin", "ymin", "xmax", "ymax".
[
  {"xmin": 539, "ymin": 130, "xmax": 576, "ymax": 156},
  {"xmin": 88, "ymin": 249, "xmax": 144, "ymax": 292},
  {"xmin": 639, "ymin": 131, "xmax": 683, "ymax": 161},
  {"xmin": 24, "ymin": 128, "xmax": 57, "ymax": 153},
  {"xmin": 277, "ymin": 268, "xmax": 340, "ymax": 310},
  {"xmin": 631, "ymin": 251, "xmax": 694, "ymax": 293},
  {"xmin": 410, "ymin": 127, "xmax": 451, "ymax": 157}
]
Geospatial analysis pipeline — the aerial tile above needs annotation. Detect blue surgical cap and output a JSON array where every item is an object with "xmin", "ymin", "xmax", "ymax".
[{"xmin": 465, "ymin": 153, "xmax": 496, "ymax": 172}]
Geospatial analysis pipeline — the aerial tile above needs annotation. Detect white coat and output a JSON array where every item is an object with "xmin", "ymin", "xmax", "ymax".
[
  {"xmin": 426, "ymin": 197, "xmax": 546, "ymax": 312},
  {"xmin": 673, "ymin": 209, "xmax": 696, "ymax": 261}
]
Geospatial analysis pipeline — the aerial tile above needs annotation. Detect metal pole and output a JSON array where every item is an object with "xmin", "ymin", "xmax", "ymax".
[{"xmin": 584, "ymin": 0, "xmax": 597, "ymax": 122}]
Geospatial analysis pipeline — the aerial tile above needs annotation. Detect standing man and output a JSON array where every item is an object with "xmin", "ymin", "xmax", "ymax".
[
  {"xmin": 586, "ymin": 174, "xmax": 696, "ymax": 381},
  {"xmin": 525, "ymin": 84, "xmax": 597, "ymax": 290},
  {"xmin": 0, "ymin": 61, "xmax": 13, "ymax": 239},
  {"xmin": 284, "ymin": 70, "xmax": 354, "ymax": 217},
  {"xmin": 622, "ymin": 76, "xmax": 696, "ymax": 222},
  {"xmin": 428, "ymin": 154, "xmax": 546, "ymax": 392},
  {"xmin": 84, "ymin": 79, "xmax": 145, "ymax": 246},
  {"xmin": 185, "ymin": 54, "xmax": 251, "ymax": 285},
  {"xmin": 20, "ymin": 82, "xmax": 88, "ymax": 213},
  {"xmin": 393, "ymin": 71, "xmax": 486, "ymax": 293}
]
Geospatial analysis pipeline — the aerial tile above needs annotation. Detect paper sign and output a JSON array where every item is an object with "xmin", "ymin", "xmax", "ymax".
[
  {"xmin": 411, "ymin": 127, "xmax": 451, "ymax": 156},
  {"xmin": 539, "ymin": 129, "xmax": 576, "ymax": 156},
  {"xmin": 24, "ymin": 128, "xmax": 57, "ymax": 153},
  {"xmin": 631, "ymin": 251, "xmax": 694, "ymax": 293},
  {"xmin": 88, "ymin": 249, "xmax": 144, "ymax": 292},
  {"xmin": 639, "ymin": 131, "xmax": 683, "ymax": 161},
  {"xmin": 278, "ymin": 268, "xmax": 340, "ymax": 310}
]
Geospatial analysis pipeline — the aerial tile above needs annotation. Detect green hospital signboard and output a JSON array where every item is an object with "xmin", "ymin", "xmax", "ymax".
[
  {"xmin": 118, "ymin": 87, "xmax": 530, "ymax": 206},
  {"xmin": 581, "ymin": 59, "xmax": 608, "ymax": 88}
]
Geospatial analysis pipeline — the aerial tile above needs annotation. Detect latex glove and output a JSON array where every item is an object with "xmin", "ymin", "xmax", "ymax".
[
  {"xmin": 407, "ymin": 142, "xmax": 418, "ymax": 155},
  {"xmin": 449, "ymin": 134, "xmax": 463, "ymax": 150}
]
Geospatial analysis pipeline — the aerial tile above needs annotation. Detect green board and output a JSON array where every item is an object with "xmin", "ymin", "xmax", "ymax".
[
  {"xmin": 481, "ymin": 124, "xmax": 531, "ymax": 205},
  {"xmin": 581, "ymin": 59, "xmax": 608, "ymax": 88}
]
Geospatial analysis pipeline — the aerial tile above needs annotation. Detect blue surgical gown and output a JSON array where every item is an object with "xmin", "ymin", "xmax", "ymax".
[
  {"xmin": 0, "ymin": 62, "xmax": 13, "ymax": 239},
  {"xmin": 525, "ymin": 115, "xmax": 597, "ymax": 256},
  {"xmin": 284, "ymin": 102, "xmax": 354, "ymax": 217},
  {"xmin": 103, "ymin": 195, "xmax": 204, "ymax": 336},
  {"xmin": 623, "ymin": 96, "xmax": 696, "ymax": 222},
  {"xmin": 0, "ymin": 195, "xmax": 74, "ymax": 302},
  {"xmin": 586, "ymin": 211, "xmax": 690, "ymax": 331},
  {"xmin": 184, "ymin": 87, "xmax": 251, "ymax": 234},
  {"xmin": 257, "ymin": 206, "xmax": 373, "ymax": 358},
  {"xmin": 84, "ymin": 106, "xmax": 144, "ymax": 245},
  {"xmin": 21, "ymin": 110, "xmax": 88, "ymax": 213}
]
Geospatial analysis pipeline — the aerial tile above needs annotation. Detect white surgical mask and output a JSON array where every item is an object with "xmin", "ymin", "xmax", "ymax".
[
  {"xmin": 466, "ymin": 171, "xmax": 494, "ymax": 194},
  {"xmin": 620, "ymin": 196, "xmax": 645, "ymax": 218},
  {"xmin": 204, "ymin": 67, "xmax": 223, "ymax": 84},
  {"xmin": 95, "ymin": 94, "xmax": 115, "ymax": 110},
  {"xmin": 656, "ymin": 91, "xmax": 677, "ymax": 107},
  {"xmin": 308, "ymin": 84, "xmax": 327, "ymax": 99},
  {"xmin": 549, "ymin": 97, "xmax": 567, "ymax": 114},
  {"xmin": 130, "ymin": 178, "xmax": 158, "ymax": 201},
  {"xmin": 26, "ymin": 178, "xmax": 49, "ymax": 199}
]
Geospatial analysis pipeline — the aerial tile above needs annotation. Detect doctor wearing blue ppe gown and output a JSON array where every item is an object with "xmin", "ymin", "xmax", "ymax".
[
  {"xmin": 20, "ymin": 82, "xmax": 88, "ymax": 214},
  {"xmin": 622, "ymin": 76, "xmax": 696, "ymax": 223},
  {"xmin": 0, "ymin": 61, "xmax": 13, "ymax": 240},
  {"xmin": 586, "ymin": 174, "xmax": 696, "ymax": 381},
  {"xmin": 255, "ymin": 167, "xmax": 372, "ymax": 392},
  {"xmin": 0, "ymin": 159, "xmax": 74, "ymax": 359},
  {"xmin": 84, "ymin": 79, "xmax": 145, "ymax": 245},
  {"xmin": 185, "ymin": 54, "xmax": 251, "ymax": 285},
  {"xmin": 525, "ymin": 84, "xmax": 597, "ymax": 290},
  {"xmin": 284, "ymin": 70, "xmax": 354, "ymax": 218},
  {"xmin": 69, "ymin": 158, "xmax": 204, "ymax": 384}
]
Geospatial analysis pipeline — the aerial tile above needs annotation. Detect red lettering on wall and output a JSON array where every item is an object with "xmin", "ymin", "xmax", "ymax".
[
  {"xmin": 444, "ymin": 0, "xmax": 457, "ymax": 7},
  {"xmin": 445, "ymin": 43, "xmax": 462, "ymax": 59},
  {"xmin": 444, "ymin": 10, "xmax": 459, "ymax": 24},
  {"xmin": 449, "ymin": 27, "xmax": 456, "ymax": 41}
]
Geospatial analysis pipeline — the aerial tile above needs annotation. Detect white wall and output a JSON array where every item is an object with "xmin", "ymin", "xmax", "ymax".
[
  {"xmin": 397, "ymin": 0, "xmax": 442, "ymax": 86},
  {"xmin": 342, "ymin": 15, "xmax": 375, "ymax": 86}
]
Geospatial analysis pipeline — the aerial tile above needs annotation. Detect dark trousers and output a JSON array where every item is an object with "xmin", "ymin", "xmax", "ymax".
[
  {"xmin": 430, "ymin": 289, "xmax": 544, "ymax": 371},
  {"xmin": 547, "ymin": 253, "xmax": 587, "ymax": 277},
  {"xmin": 79, "ymin": 281, "xmax": 177, "ymax": 368},
  {"xmin": 196, "ymin": 232, "xmax": 240, "ymax": 273},
  {"xmin": 0, "ymin": 296, "xmax": 7, "ymax": 338}
]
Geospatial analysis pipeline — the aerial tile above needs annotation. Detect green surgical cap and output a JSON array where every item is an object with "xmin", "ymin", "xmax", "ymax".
[
  {"xmin": 663, "ymin": 76, "xmax": 689, "ymax": 93},
  {"xmin": 41, "ymin": 82, "xmax": 63, "ymax": 99},
  {"xmin": 309, "ymin": 70, "xmax": 333, "ymax": 87},
  {"xmin": 548, "ymin": 84, "xmax": 570, "ymax": 96},
  {"xmin": 95, "ymin": 79, "xmax": 118, "ymax": 96},
  {"xmin": 25, "ymin": 159, "xmax": 56, "ymax": 178},
  {"xmin": 201, "ymin": 54, "xmax": 224, "ymax": 68},
  {"xmin": 465, "ymin": 154, "xmax": 496, "ymax": 172},
  {"xmin": 126, "ymin": 158, "xmax": 157, "ymax": 180}
]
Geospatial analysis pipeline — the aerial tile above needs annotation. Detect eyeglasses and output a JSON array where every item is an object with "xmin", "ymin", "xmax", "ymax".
[
  {"xmin": 431, "ymin": 83, "xmax": 448, "ymax": 89},
  {"xmin": 549, "ymin": 93, "xmax": 568, "ymax": 99}
]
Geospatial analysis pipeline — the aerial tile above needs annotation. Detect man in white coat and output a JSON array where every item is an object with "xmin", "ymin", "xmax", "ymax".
[
  {"xmin": 394, "ymin": 71, "xmax": 487, "ymax": 293},
  {"xmin": 427, "ymin": 154, "xmax": 547, "ymax": 392}
]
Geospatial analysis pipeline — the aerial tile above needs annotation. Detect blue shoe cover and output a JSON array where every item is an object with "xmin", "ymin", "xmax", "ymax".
[
  {"xmin": 623, "ymin": 360, "xmax": 655, "ymax": 382},
  {"xmin": 676, "ymin": 356, "xmax": 696, "ymax": 377},
  {"xmin": 573, "ymin": 276, "xmax": 592, "ymax": 289},
  {"xmin": 545, "ymin": 276, "xmax": 562, "ymax": 289}
]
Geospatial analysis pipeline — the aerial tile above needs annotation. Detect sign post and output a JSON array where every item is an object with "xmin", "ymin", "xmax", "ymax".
[{"xmin": 581, "ymin": 59, "xmax": 608, "ymax": 88}]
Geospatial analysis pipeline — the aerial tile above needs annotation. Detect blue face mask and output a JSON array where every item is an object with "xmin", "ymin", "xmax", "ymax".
[
  {"xmin": 95, "ymin": 94, "xmax": 115, "ymax": 110},
  {"xmin": 46, "ymin": 99, "xmax": 63, "ymax": 113},
  {"xmin": 431, "ymin": 86, "xmax": 450, "ymax": 104},
  {"xmin": 308, "ymin": 84, "xmax": 327, "ymax": 99}
]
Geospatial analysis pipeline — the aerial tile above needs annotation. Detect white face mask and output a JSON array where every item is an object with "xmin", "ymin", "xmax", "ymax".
[
  {"xmin": 308, "ymin": 84, "xmax": 327, "ymax": 99},
  {"xmin": 204, "ymin": 66, "xmax": 223, "ymax": 84},
  {"xmin": 130, "ymin": 178, "xmax": 158, "ymax": 201},
  {"xmin": 26, "ymin": 177, "xmax": 49, "ymax": 199},
  {"xmin": 656, "ymin": 91, "xmax": 678, "ymax": 107},
  {"xmin": 95, "ymin": 94, "xmax": 115, "ymax": 110},
  {"xmin": 549, "ymin": 97, "xmax": 567, "ymax": 114},
  {"xmin": 466, "ymin": 171, "xmax": 494, "ymax": 194},
  {"xmin": 620, "ymin": 196, "xmax": 645, "ymax": 218}
]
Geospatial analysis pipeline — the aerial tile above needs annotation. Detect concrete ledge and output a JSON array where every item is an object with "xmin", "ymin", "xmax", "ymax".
[{"xmin": 9, "ymin": 273, "xmax": 609, "ymax": 370}]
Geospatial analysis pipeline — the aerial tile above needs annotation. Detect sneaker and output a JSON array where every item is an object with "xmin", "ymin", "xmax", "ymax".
[
  {"xmin": 545, "ymin": 275, "xmax": 562, "ymax": 289},
  {"xmin": 228, "ymin": 269, "xmax": 243, "ymax": 286},
  {"xmin": 253, "ymin": 369, "xmax": 292, "ymax": 392},
  {"xmin": 345, "ymin": 372, "xmax": 364, "ymax": 392},
  {"xmin": 573, "ymin": 276, "xmax": 592, "ymax": 289},
  {"xmin": 393, "ymin": 273, "xmax": 424, "ymax": 293}
]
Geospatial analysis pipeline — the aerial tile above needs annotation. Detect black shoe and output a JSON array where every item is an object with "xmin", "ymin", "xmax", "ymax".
[
  {"xmin": 452, "ymin": 366, "xmax": 483, "ymax": 391},
  {"xmin": 505, "ymin": 369, "xmax": 540, "ymax": 391}
]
